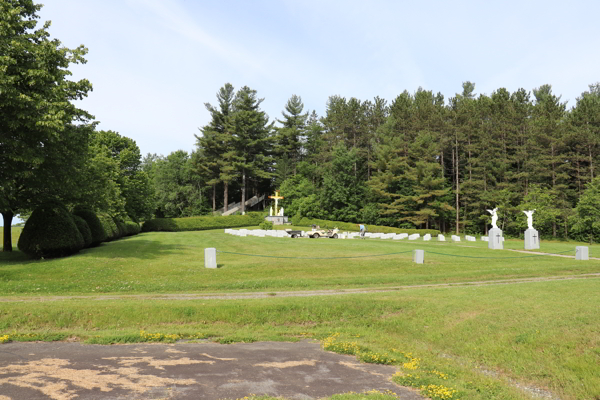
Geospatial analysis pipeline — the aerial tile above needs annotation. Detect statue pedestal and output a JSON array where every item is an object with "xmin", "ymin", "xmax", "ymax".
[
  {"xmin": 488, "ymin": 227, "xmax": 503, "ymax": 250},
  {"xmin": 524, "ymin": 228, "xmax": 540, "ymax": 250},
  {"xmin": 265, "ymin": 216, "xmax": 288, "ymax": 225}
]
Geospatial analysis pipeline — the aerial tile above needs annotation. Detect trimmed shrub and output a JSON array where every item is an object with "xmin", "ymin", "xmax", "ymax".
[
  {"xmin": 72, "ymin": 215, "xmax": 93, "ymax": 248},
  {"xmin": 293, "ymin": 217, "xmax": 441, "ymax": 236},
  {"xmin": 113, "ymin": 217, "xmax": 127, "ymax": 238},
  {"xmin": 142, "ymin": 212, "xmax": 265, "ymax": 232},
  {"xmin": 259, "ymin": 220, "xmax": 274, "ymax": 230},
  {"xmin": 98, "ymin": 213, "xmax": 120, "ymax": 241},
  {"xmin": 73, "ymin": 206, "xmax": 107, "ymax": 246},
  {"xmin": 17, "ymin": 201, "xmax": 85, "ymax": 259},
  {"xmin": 124, "ymin": 221, "xmax": 141, "ymax": 236}
]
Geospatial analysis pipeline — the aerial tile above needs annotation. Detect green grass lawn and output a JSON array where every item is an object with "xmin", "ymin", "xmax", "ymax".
[
  {"xmin": 0, "ymin": 228, "xmax": 598, "ymax": 295},
  {"xmin": 0, "ymin": 226, "xmax": 21, "ymax": 250},
  {"xmin": 1, "ymin": 227, "xmax": 599, "ymax": 400}
]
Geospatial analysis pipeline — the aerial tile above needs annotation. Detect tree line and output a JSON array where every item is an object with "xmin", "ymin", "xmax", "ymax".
[
  {"xmin": 145, "ymin": 81, "xmax": 600, "ymax": 242},
  {"xmin": 3, "ymin": 1, "xmax": 600, "ymax": 253}
]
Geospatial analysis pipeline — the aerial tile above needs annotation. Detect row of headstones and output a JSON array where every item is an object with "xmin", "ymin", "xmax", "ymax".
[
  {"xmin": 226, "ymin": 229, "xmax": 439, "ymax": 240},
  {"xmin": 225, "ymin": 229, "xmax": 290, "ymax": 238},
  {"xmin": 225, "ymin": 229, "xmax": 511, "ymax": 242}
]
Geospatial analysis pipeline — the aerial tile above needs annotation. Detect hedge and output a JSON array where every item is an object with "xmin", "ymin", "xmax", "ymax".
[
  {"xmin": 291, "ymin": 217, "xmax": 441, "ymax": 236},
  {"xmin": 73, "ymin": 207, "xmax": 107, "ymax": 246},
  {"xmin": 18, "ymin": 201, "xmax": 85, "ymax": 259},
  {"xmin": 72, "ymin": 215, "xmax": 93, "ymax": 248},
  {"xmin": 125, "ymin": 221, "xmax": 141, "ymax": 236},
  {"xmin": 141, "ymin": 212, "xmax": 265, "ymax": 232},
  {"xmin": 98, "ymin": 213, "xmax": 120, "ymax": 241}
]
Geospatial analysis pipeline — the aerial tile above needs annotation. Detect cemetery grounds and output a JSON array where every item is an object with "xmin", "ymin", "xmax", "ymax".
[{"xmin": 0, "ymin": 226, "xmax": 599, "ymax": 400}]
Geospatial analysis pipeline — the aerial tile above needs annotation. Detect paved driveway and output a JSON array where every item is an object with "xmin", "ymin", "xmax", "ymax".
[{"xmin": 0, "ymin": 341, "xmax": 423, "ymax": 400}]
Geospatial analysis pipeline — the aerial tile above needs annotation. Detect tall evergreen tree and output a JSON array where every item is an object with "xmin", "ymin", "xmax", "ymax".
[
  {"xmin": 196, "ymin": 83, "xmax": 236, "ymax": 212},
  {"xmin": 531, "ymin": 85, "xmax": 569, "ymax": 237},
  {"xmin": 227, "ymin": 86, "xmax": 274, "ymax": 213},
  {"xmin": 274, "ymin": 94, "xmax": 308, "ymax": 184}
]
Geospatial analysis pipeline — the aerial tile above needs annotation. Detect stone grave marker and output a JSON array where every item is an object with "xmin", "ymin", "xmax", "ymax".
[{"xmin": 413, "ymin": 249, "xmax": 424, "ymax": 264}]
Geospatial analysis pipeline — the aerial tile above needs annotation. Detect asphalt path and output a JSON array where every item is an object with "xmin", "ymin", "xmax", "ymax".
[{"xmin": 0, "ymin": 341, "xmax": 423, "ymax": 400}]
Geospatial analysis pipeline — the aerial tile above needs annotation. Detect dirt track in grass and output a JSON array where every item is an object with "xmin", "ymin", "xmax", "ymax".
[{"xmin": 1, "ymin": 272, "xmax": 598, "ymax": 303}]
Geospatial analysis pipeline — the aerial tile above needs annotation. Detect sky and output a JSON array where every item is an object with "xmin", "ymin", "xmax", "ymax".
[{"xmin": 3, "ymin": 0, "xmax": 600, "ymax": 225}]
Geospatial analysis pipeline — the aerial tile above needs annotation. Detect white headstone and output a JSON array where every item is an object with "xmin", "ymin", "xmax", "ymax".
[
  {"xmin": 488, "ymin": 227, "xmax": 503, "ymax": 250},
  {"xmin": 398, "ymin": 233, "xmax": 408, "ymax": 239},
  {"xmin": 481, "ymin": 236, "xmax": 489, "ymax": 242},
  {"xmin": 239, "ymin": 229, "xmax": 248, "ymax": 237},
  {"xmin": 437, "ymin": 234, "xmax": 445, "ymax": 241},
  {"xmin": 413, "ymin": 249, "xmax": 424, "ymax": 264},
  {"xmin": 576, "ymin": 246, "xmax": 589, "ymax": 260},
  {"xmin": 423, "ymin": 234, "xmax": 431, "ymax": 241},
  {"xmin": 465, "ymin": 235, "xmax": 476, "ymax": 242},
  {"xmin": 451, "ymin": 235, "xmax": 460, "ymax": 242},
  {"xmin": 408, "ymin": 234, "xmax": 420, "ymax": 240},
  {"xmin": 204, "ymin": 248, "xmax": 217, "ymax": 269},
  {"xmin": 524, "ymin": 228, "xmax": 540, "ymax": 250}
]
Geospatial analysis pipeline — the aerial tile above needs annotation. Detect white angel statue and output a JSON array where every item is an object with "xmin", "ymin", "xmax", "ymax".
[
  {"xmin": 487, "ymin": 207, "xmax": 498, "ymax": 229},
  {"xmin": 523, "ymin": 210, "xmax": 535, "ymax": 230}
]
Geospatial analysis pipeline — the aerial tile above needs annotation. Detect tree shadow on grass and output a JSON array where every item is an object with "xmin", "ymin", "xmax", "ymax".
[
  {"xmin": 0, "ymin": 236, "xmax": 194, "ymax": 265},
  {"xmin": 77, "ymin": 237, "xmax": 193, "ymax": 260}
]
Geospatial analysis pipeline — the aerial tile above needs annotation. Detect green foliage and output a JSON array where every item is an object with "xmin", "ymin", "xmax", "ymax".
[
  {"xmin": 0, "ymin": 0, "xmax": 94, "ymax": 251},
  {"xmin": 151, "ymin": 150, "xmax": 210, "ymax": 218},
  {"xmin": 141, "ymin": 212, "xmax": 265, "ymax": 232},
  {"xmin": 258, "ymin": 220, "xmax": 274, "ymax": 230},
  {"xmin": 17, "ymin": 201, "xmax": 84, "ymax": 258},
  {"xmin": 320, "ymin": 144, "xmax": 366, "ymax": 222},
  {"xmin": 124, "ymin": 221, "xmax": 141, "ymax": 236},
  {"xmin": 517, "ymin": 185, "xmax": 561, "ymax": 237},
  {"xmin": 97, "ymin": 213, "xmax": 120, "ymax": 241},
  {"xmin": 280, "ymin": 175, "xmax": 317, "ymax": 217},
  {"xmin": 72, "ymin": 215, "xmax": 93, "ymax": 248},
  {"xmin": 294, "ymin": 217, "xmax": 440, "ymax": 236},
  {"xmin": 113, "ymin": 217, "xmax": 127, "ymax": 238},
  {"xmin": 73, "ymin": 206, "xmax": 107, "ymax": 246},
  {"xmin": 571, "ymin": 177, "xmax": 600, "ymax": 243},
  {"xmin": 89, "ymin": 131, "xmax": 155, "ymax": 221}
]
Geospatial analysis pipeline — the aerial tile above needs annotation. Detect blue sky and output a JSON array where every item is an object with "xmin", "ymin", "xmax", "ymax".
[{"xmin": 3, "ymin": 0, "xmax": 600, "ymax": 225}]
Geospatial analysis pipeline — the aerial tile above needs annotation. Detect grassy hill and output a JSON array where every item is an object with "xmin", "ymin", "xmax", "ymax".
[{"xmin": 1, "ymin": 228, "xmax": 598, "ymax": 399}]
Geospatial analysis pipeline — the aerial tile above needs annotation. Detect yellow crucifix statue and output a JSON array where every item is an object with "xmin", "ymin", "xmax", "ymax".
[{"xmin": 268, "ymin": 190, "xmax": 284, "ymax": 216}]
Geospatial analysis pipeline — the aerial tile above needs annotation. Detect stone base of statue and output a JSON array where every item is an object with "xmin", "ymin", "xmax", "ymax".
[
  {"xmin": 265, "ymin": 215, "xmax": 288, "ymax": 225},
  {"xmin": 488, "ymin": 227, "xmax": 504, "ymax": 250},
  {"xmin": 524, "ymin": 228, "xmax": 540, "ymax": 250}
]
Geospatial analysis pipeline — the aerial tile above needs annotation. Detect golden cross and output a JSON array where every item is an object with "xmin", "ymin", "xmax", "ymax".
[{"xmin": 268, "ymin": 190, "xmax": 284, "ymax": 214}]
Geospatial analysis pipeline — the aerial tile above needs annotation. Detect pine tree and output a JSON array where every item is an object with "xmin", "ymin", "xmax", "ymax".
[
  {"xmin": 227, "ymin": 86, "xmax": 274, "ymax": 213},
  {"xmin": 274, "ymin": 94, "xmax": 308, "ymax": 185},
  {"xmin": 196, "ymin": 83, "xmax": 236, "ymax": 212}
]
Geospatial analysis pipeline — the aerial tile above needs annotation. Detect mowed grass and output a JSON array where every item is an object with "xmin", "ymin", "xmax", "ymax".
[
  {"xmin": 0, "ymin": 228, "xmax": 598, "ymax": 295},
  {"xmin": 1, "ymin": 227, "xmax": 599, "ymax": 399},
  {"xmin": 0, "ymin": 226, "xmax": 21, "ymax": 250},
  {"xmin": 1, "ymin": 279, "xmax": 598, "ymax": 399}
]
